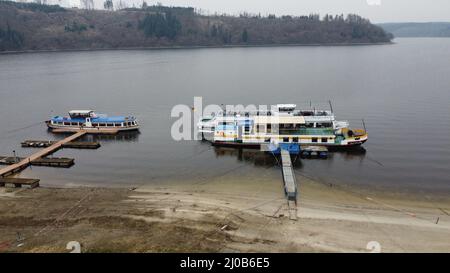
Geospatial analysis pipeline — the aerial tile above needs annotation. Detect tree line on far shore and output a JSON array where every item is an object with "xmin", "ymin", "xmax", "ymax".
[{"xmin": 0, "ymin": 1, "xmax": 393, "ymax": 51}]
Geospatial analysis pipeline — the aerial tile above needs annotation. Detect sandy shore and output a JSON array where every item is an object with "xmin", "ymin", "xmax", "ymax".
[{"xmin": 0, "ymin": 174, "xmax": 449, "ymax": 253}]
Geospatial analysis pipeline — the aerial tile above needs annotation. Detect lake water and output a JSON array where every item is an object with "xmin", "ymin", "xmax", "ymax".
[{"xmin": 1, "ymin": 38, "xmax": 449, "ymax": 195}]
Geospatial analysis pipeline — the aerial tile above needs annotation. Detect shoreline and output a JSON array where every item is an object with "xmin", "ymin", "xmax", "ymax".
[
  {"xmin": 1, "ymin": 175, "xmax": 448, "ymax": 253},
  {"xmin": 0, "ymin": 41, "xmax": 394, "ymax": 55}
]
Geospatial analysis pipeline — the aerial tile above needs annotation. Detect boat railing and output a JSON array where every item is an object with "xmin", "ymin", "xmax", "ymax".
[{"xmin": 215, "ymin": 109, "xmax": 333, "ymax": 117}]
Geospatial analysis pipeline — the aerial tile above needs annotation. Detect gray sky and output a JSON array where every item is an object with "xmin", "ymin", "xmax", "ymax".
[
  {"xmin": 55, "ymin": 0, "xmax": 450, "ymax": 23},
  {"xmin": 142, "ymin": 0, "xmax": 450, "ymax": 23}
]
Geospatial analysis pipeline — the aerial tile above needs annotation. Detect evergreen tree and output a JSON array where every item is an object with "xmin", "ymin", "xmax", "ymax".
[
  {"xmin": 139, "ymin": 12, "xmax": 181, "ymax": 39},
  {"xmin": 242, "ymin": 29, "xmax": 248, "ymax": 43},
  {"xmin": 103, "ymin": 0, "xmax": 113, "ymax": 11}
]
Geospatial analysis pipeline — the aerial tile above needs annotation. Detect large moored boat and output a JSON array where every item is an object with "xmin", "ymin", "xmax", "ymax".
[
  {"xmin": 198, "ymin": 104, "xmax": 367, "ymax": 148},
  {"xmin": 46, "ymin": 110, "xmax": 139, "ymax": 132}
]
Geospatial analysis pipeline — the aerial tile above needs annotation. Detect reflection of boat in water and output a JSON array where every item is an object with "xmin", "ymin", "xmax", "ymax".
[
  {"xmin": 213, "ymin": 147, "xmax": 305, "ymax": 168},
  {"xmin": 47, "ymin": 130, "xmax": 140, "ymax": 143},
  {"xmin": 198, "ymin": 104, "xmax": 368, "ymax": 149},
  {"xmin": 213, "ymin": 145, "xmax": 367, "ymax": 167},
  {"xmin": 46, "ymin": 110, "xmax": 139, "ymax": 132},
  {"xmin": 214, "ymin": 147, "xmax": 280, "ymax": 167},
  {"xmin": 84, "ymin": 131, "xmax": 140, "ymax": 142}
]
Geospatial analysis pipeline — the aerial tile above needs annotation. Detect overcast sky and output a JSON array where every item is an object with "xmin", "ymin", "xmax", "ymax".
[
  {"xmin": 153, "ymin": 0, "xmax": 450, "ymax": 23},
  {"xmin": 60, "ymin": 0, "xmax": 450, "ymax": 23}
]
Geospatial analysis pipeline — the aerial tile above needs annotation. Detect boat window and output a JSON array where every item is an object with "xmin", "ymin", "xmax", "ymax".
[
  {"xmin": 256, "ymin": 125, "xmax": 265, "ymax": 133},
  {"xmin": 283, "ymin": 137, "xmax": 289, "ymax": 143},
  {"xmin": 293, "ymin": 137, "xmax": 299, "ymax": 143},
  {"xmin": 284, "ymin": 124, "xmax": 294, "ymax": 129},
  {"xmin": 312, "ymin": 138, "xmax": 318, "ymax": 143},
  {"xmin": 300, "ymin": 111, "xmax": 313, "ymax": 116},
  {"xmin": 321, "ymin": 138, "xmax": 328, "ymax": 143},
  {"xmin": 57, "ymin": 122, "xmax": 63, "ymax": 125},
  {"xmin": 106, "ymin": 123, "xmax": 113, "ymax": 127},
  {"xmin": 63, "ymin": 122, "xmax": 70, "ymax": 126},
  {"xmin": 93, "ymin": 123, "xmax": 99, "ymax": 127},
  {"xmin": 99, "ymin": 123, "xmax": 106, "ymax": 127},
  {"xmin": 267, "ymin": 124, "xmax": 272, "ymax": 133}
]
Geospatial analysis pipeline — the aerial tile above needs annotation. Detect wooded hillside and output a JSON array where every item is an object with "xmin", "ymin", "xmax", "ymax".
[{"xmin": 0, "ymin": 1, "xmax": 393, "ymax": 51}]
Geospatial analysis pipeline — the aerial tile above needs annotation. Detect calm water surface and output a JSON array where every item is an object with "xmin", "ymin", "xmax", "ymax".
[{"xmin": 1, "ymin": 38, "xmax": 449, "ymax": 194}]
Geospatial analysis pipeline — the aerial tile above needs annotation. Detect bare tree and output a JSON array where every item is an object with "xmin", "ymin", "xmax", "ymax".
[
  {"xmin": 80, "ymin": 0, "xmax": 94, "ymax": 10},
  {"xmin": 115, "ymin": 0, "xmax": 128, "ymax": 10}
]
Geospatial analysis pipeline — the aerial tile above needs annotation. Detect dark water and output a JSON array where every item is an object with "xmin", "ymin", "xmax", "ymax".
[{"xmin": 1, "ymin": 38, "xmax": 449, "ymax": 194}]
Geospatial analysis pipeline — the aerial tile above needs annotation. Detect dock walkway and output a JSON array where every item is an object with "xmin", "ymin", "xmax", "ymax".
[
  {"xmin": 0, "ymin": 131, "xmax": 86, "ymax": 177},
  {"xmin": 280, "ymin": 149, "xmax": 298, "ymax": 220}
]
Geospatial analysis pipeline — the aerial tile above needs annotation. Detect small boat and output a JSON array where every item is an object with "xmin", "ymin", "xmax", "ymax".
[
  {"xmin": 198, "ymin": 104, "xmax": 367, "ymax": 149},
  {"xmin": 46, "ymin": 110, "xmax": 139, "ymax": 132}
]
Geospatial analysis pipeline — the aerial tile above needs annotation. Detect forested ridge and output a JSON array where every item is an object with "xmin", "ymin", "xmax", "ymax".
[{"xmin": 0, "ymin": 1, "xmax": 393, "ymax": 52}]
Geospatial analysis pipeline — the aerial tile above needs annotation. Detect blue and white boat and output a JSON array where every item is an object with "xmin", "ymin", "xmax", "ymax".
[{"xmin": 46, "ymin": 110, "xmax": 139, "ymax": 132}]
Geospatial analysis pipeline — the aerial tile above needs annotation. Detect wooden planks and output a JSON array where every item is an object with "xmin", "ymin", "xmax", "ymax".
[
  {"xmin": 21, "ymin": 140, "xmax": 100, "ymax": 149},
  {"xmin": 280, "ymin": 149, "xmax": 298, "ymax": 203},
  {"xmin": 0, "ymin": 178, "xmax": 40, "ymax": 189},
  {"xmin": 0, "ymin": 131, "xmax": 86, "ymax": 177}
]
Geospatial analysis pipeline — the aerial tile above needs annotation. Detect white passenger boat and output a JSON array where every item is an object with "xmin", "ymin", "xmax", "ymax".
[
  {"xmin": 198, "ymin": 104, "xmax": 367, "ymax": 149},
  {"xmin": 46, "ymin": 110, "xmax": 139, "ymax": 132}
]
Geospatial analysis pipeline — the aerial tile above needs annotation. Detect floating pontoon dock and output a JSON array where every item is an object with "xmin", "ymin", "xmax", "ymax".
[
  {"xmin": 0, "ymin": 131, "xmax": 86, "ymax": 178},
  {"xmin": 0, "ymin": 178, "xmax": 40, "ymax": 189},
  {"xmin": 21, "ymin": 140, "xmax": 100, "ymax": 149},
  {"xmin": 0, "ymin": 156, "xmax": 75, "ymax": 168},
  {"xmin": 0, "ymin": 127, "xmax": 122, "ymax": 179}
]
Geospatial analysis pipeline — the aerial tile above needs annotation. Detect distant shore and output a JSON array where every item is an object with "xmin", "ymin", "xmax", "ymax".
[
  {"xmin": 1, "ymin": 174, "xmax": 448, "ymax": 253},
  {"xmin": 0, "ymin": 41, "xmax": 394, "ymax": 55}
]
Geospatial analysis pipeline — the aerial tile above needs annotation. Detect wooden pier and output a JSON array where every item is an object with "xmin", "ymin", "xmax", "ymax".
[
  {"xmin": 280, "ymin": 149, "xmax": 298, "ymax": 220},
  {"xmin": 0, "ymin": 156, "xmax": 74, "ymax": 168},
  {"xmin": 21, "ymin": 140, "xmax": 100, "ymax": 149},
  {"xmin": 0, "ymin": 178, "xmax": 40, "ymax": 189},
  {"xmin": 0, "ymin": 131, "xmax": 86, "ymax": 178}
]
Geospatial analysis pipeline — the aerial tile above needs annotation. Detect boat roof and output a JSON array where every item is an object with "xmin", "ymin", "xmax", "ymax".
[
  {"xmin": 276, "ymin": 104, "xmax": 296, "ymax": 109},
  {"xmin": 254, "ymin": 116, "xmax": 305, "ymax": 124},
  {"xmin": 69, "ymin": 110, "xmax": 94, "ymax": 115},
  {"xmin": 52, "ymin": 116, "xmax": 135, "ymax": 123}
]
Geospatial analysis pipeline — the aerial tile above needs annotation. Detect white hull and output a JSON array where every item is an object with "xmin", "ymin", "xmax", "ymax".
[{"xmin": 47, "ymin": 123, "xmax": 139, "ymax": 132}]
